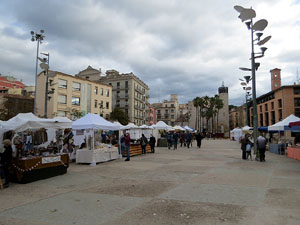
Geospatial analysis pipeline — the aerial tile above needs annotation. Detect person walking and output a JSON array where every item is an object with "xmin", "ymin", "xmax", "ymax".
[
  {"xmin": 257, "ymin": 133, "xmax": 267, "ymax": 162},
  {"xmin": 140, "ymin": 134, "xmax": 148, "ymax": 154},
  {"xmin": 195, "ymin": 132, "xmax": 203, "ymax": 148},
  {"xmin": 119, "ymin": 132, "xmax": 126, "ymax": 158},
  {"xmin": 185, "ymin": 131, "xmax": 192, "ymax": 148},
  {"xmin": 172, "ymin": 132, "xmax": 178, "ymax": 150},
  {"xmin": 124, "ymin": 132, "xmax": 131, "ymax": 161},
  {"xmin": 180, "ymin": 132, "xmax": 185, "ymax": 147},
  {"xmin": 241, "ymin": 135, "xmax": 250, "ymax": 160},
  {"xmin": 149, "ymin": 134, "xmax": 156, "ymax": 153},
  {"xmin": 167, "ymin": 131, "xmax": 172, "ymax": 149},
  {"xmin": 246, "ymin": 140, "xmax": 253, "ymax": 160},
  {"xmin": 0, "ymin": 139, "xmax": 13, "ymax": 188}
]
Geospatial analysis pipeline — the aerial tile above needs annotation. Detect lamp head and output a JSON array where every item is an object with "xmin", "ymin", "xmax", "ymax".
[
  {"xmin": 261, "ymin": 47, "xmax": 267, "ymax": 55},
  {"xmin": 244, "ymin": 75, "xmax": 251, "ymax": 83},
  {"xmin": 40, "ymin": 29, "xmax": 44, "ymax": 33},
  {"xmin": 256, "ymin": 32, "xmax": 263, "ymax": 40},
  {"xmin": 245, "ymin": 21, "xmax": 251, "ymax": 30},
  {"xmin": 254, "ymin": 62, "xmax": 260, "ymax": 71},
  {"xmin": 30, "ymin": 31, "xmax": 34, "ymax": 35},
  {"xmin": 31, "ymin": 37, "xmax": 35, "ymax": 42}
]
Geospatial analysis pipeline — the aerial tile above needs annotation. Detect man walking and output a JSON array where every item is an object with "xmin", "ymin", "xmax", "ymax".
[
  {"xmin": 149, "ymin": 134, "xmax": 156, "ymax": 153},
  {"xmin": 124, "ymin": 132, "xmax": 131, "ymax": 161},
  {"xmin": 172, "ymin": 132, "xmax": 178, "ymax": 150},
  {"xmin": 257, "ymin": 133, "xmax": 267, "ymax": 162},
  {"xmin": 185, "ymin": 131, "xmax": 192, "ymax": 148}
]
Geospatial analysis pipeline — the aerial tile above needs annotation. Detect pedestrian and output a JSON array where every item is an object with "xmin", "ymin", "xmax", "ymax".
[
  {"xmin": 124, "ymin": 132, "xmax": 131, "ymax": 161},
  {"xmin": 240, "ymin": 135, "xmax": 250, "ymax": 160},
  {"xmin": 180, "ymin": 132, "xmax": 185, "ymax": 147},
  {"xmin": 185, "ymin": 131, "xmax": 192, "ymax": 148},
  {"xmin": 246, "ymin": 140, "xmax": 253, "ymax": 160},
  {"xmin": 0, "ymin": 139, "xmax": 13, "ymax": 188},
  {"xmin": 167, "ymin": 131, "xmax": 172, "ymax": 149},
  {"xmin": 257, "ymin": 133, "xmax": 267, "ymax": 162},
  {"xmin": 195, "ymin": 132, "xmax": 203, "ymax": 148},
  {"xmin": 119, "ymin": 132, "xmax": 126, "ymax": 158},
  {"xmin": 139, "ymin": 134, "xmax": 148, "ymax": 154},
  {"xmin": 149, "ymin": 134, "xmax": 156, "ymax": 153},
  {"xmin": 172, "ymin": 132, "xmax": 178, "ymax": 150},
  {"xmin": 101, "ymin": 132, "xmax": 107, "ymax": 143}
]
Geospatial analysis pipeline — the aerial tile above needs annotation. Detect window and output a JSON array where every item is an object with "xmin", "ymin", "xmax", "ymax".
[
  {"xmin": 117, "ymin": 82, "xmax": 120, "ymax": 87},
  {"xmin": 171, "ymin": 115, "xmax": 174, "ymax": 119},
  {"xmin": 72, "ymin": 97, "xmax": 80, "ymax": 106},
  {"xmin": 94, "ymin": 100, "xmax": 98, "ymax": 108},
  {"xmin": 106, "ymin": 102, "xmax": 109, "ymax": 109},
  {"xmin": 275, "ymin": 83, "xmax": 278, "ymax": 87},
  {"xmin": 117, "ymin": 91, "xmax": 120, "ymax": 98},
  {"xmin": 165, "ymin": 104, "xmax": 168, "ymax": 108},
  {"xmin": 271, "ymin": 102, "xmax": 274, "ymax": 110},
  {"xmin": 58, "ymin": 95, "xmax": 67, "ymax": 104},
  {"xmin": 157, "ymin": 110, "xmax": 161, "ymax": 114},
  {"xmin": 94, "ymin": 87, "xmax": 98, "ymax": 95},
  {"xmin": 260, "ymin": 105, "xmax": 262, "ymax": 113},
  {"xmin": 295, "ymin": 98, "xmax": 300, "ymax": 107},
  {"xmin": 278, "ymin": 99, "xmax": 282, "ymax": 108},
  {"xmin": 294, "ymin": 87, "xmax": 300, "ymax": 95},
  {"xmin": 171, "ymin": 109, "xmax": 174, "ymax": 113},
  {"xmin": 165, "ymin": 109, "xmax": 169, "ymax": 114},
  {"xmin": 274, "ymin": 74, "xmax": 278, "ymax": 77},
  {"xmin": 72, "ymin": 82, "xmax": 81, "ymax": 91},
  {"xmin": 101, "ymin": 88, "xmax": 104, "ymax": 96},
  {"xmin": 295, "ymin": 108, "xmax": 300, "ymax": 118},
  {"xmin": 125, "ymin": 90, "xmax": 128, "ymax": 97},
  {"xmin": 278, "ymin": 109, "xmax": 282, "ymax": 121},
  {"xmin": 106, "ymin": 89, "xmax": 109, "ymax": 97},
  {"xmin": 58, "ymin": 79, "xmax": 67, "ymax": 89},
  {"xmin": 125, "ymin": 81, "xmax": 128, "ymax": 88},
  {"xmin": 171, "ymin": 104, "xmax": 174, "ymax": 107},
  {"xmin": 265, "ymin": 104, "xmax": 268, "ymax": 111},
  {"xmin": 57, "ymin": 111, "xmax": 66, "ymax": 117}
]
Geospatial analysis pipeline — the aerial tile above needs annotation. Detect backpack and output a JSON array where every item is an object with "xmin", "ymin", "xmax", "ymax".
[{"xmin": 246, "ymin": 144, "xmax": 251, "ymax": 152}]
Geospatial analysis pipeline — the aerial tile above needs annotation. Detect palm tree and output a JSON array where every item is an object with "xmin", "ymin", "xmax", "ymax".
[
  {"xmin": 215, "ymin": 95, "xmax": 224, "ymax": 133},
  {"xmin": 202, "ymin": 96, "xmax": 211, "ymax": 132},
  {"xmin": 193, "ymin": 97, "xmax": 201, "ymax": 130},
  {"xmin": 198, "ymin": 97, "xmax": 205, "ymax": 132}
]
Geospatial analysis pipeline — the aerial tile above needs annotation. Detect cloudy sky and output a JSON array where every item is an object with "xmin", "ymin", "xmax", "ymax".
[{"xmin": 0, "ymin": 0, "xmax": 299, "ymax": 106}]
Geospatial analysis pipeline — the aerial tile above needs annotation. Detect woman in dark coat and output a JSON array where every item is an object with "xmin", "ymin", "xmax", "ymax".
[
  {"xmin": 195, "ymin": 132, "xmax": 203, "ymax": 148},
  {"xmin": 149, "ymin": 134, "xmax": 156, "ymax": 153},
  {"xmin": 0, "ymin": 139, "xmax": 13, "ymax": 187},
  {"xmin": 240, "ymin": 135, "xmax": 250, "ymax": 160}
]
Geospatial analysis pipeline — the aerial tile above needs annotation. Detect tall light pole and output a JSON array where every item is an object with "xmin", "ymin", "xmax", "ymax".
[
  {"xmin": 239, "ymin": 75, "xmax": 251, "ymax": 126},
  {"xmin": 31, "ymin": 30, "xmax": 45, "ymax": 115},
  {"xmin": 40, "ymin": 53, "xmax": 49, "ymax": 118},
  {"xmin": 234, "ymin": 6, "xmax": 271, "ymax": 155}
]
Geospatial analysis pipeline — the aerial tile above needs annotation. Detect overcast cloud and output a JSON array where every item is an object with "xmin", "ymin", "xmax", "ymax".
[{"xmin": 0, "ymin": 0, "xmax": 299, "ymax": 105}]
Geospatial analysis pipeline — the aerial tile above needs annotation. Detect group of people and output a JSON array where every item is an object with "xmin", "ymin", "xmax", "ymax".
[
  {"xmin": 167, "ymin": 131, "xmax": 204, "ymax": 150},
  {"xmin": 241, "ymin": 133, "xmax": 267, "ymax": 162}
]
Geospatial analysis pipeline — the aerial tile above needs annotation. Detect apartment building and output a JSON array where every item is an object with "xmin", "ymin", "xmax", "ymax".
[
  {"xmin": 99, "ymin": 70, "xmax": 149, "ymax": 125},
  {"xmin": 152, "ymin": 94, "xmax": 179, "ymax": 126},
  {"xmin": 36, "ymin": 71, "xmax": 112, "ymax": 119},
  {"xmin": 148, "ymin": 104, "xmax": 157, "ymax": 125},
  {"xmin": 229, "ymin": 104, "xmax": 247, "ymax": 130}
]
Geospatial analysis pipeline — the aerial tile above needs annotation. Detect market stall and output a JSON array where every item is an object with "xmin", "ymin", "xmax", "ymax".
[
  {"xmin": 268, "ymin": 114, "xmax": 300, "ymax": 155},
  {"xmin": 0, "ymin": 113, "xmax": 72, "ymax": 183},
  {"xmin": 72, "ymin": 113, "xmax": 120, "ymax": 165},
  {"xmin": 286, "ymin": 120, "xmax": 300, "ymax": 160}
]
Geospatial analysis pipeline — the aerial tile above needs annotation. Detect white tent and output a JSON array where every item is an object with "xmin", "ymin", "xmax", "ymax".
[
  {"xmin": 230, "ymin": 128, "xmax": 243, "ymax": 141},
  {"xmin": 153, "ymin": 121, "xmax": 169, "ymax": 130},
  {"xmin": 2, "ymin": 113, "xmax": 72, "ymax": 132},
  {"xmin": 113, "ymin": 121, "xmax": 125, "ymax": 129},
  {"xmin": 173, "ymin": 125, "xmax": 185, "ymax": 131},
  {"xmin": 184, "ymin": 126, "xmax": 194, "ymax": 131},
  {"xmin": 268, "ymin": 114, "xmax": 300, "ymax": 131},
  {"xmin": 121, "ymin": 122, "xmax": 138, "ymax": 130},
  {"xmin": 72, "ymin": 113, "xmax": 119, "ymax": 130}
]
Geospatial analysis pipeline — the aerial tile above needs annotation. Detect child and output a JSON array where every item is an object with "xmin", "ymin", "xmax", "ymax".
[{"xmin": 246, "ymin": 142, "xmax": 252, "ymax": 160}]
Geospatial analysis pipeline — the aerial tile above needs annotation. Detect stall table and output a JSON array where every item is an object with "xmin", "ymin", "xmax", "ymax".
[
  {"xmin": 123, "ymin": 144, "xmax": 151, "ymax": 157},
  {"xmin": 76, "ymin": 147, "xmax": 119, "ymax": 164},
  {"xmin": 287, "ymin": 146, "xmax": 300, "ymax": 160},
  {"xmin": 11, "ymin": 154, "xmax": 69, "ymax": 184},
  {"xmin": 269, "ymin": 143, "xmax": 286, "ymax": 155}
]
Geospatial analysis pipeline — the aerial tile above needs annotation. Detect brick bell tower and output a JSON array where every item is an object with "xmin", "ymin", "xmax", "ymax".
[{"xmin": 270, "ymin": 68, "xmax": 281, "ymax": 91}]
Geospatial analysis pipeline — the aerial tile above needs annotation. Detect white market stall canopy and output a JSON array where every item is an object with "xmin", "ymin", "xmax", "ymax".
[
  {"xmin": 153, "ymin": 121, "xmax": 169, "ymax": 130},
  {"xmin": 242, "ymin": 126, "xmax": 253, "ymax": 131},
  {"xmin": 230, "ymin": 127, "xmax": 243, "ymax": 141},
  {"xmin": 121, "ymin": 122, "xmax": 138, "ymax": 130},
  {"xmin": 268, "ymin": 114, "xmax": 300, "ymax": 131},
  {"xmin": 173, "ymin": 125, "xmax": 185, "ymax": 131},
  {"xmin": 113, "ymin": 121, "xmax": 125, "ymax": 129},
  {"xmin": 1, "ymin": 113, "xmax": 72, "ymax": 132},
  {"xmin": 72, "ymin": 113, "xmax": 119, "ymax": 130}
]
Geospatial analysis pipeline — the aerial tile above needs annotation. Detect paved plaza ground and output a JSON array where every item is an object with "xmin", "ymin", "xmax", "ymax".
[{"xmin": 1, "ymin": 139, "xmax": 300, "ymax": 225}]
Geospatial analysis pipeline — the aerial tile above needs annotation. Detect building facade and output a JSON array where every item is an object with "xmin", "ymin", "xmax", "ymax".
[
  {"xmin": 0, "ymin": 75, "xmax": 25, "ymax": 93},
  {"xmin": 152, "ymin": 94, "xmax": 179, "ymax": 126},
  {"xmin": 148, "ymin": 104, "xmax": 157, "ymax": 125},
  {"xmin": 229, "ymin": 105, "xmax": 247, "ymax": 130},
  {"xmin": 36, "ymin": 71, "xmax": 112, "ymax": 119},
  {"xmin": 98, "ymin": 69, "xmax": 149, "ymax": 125}
]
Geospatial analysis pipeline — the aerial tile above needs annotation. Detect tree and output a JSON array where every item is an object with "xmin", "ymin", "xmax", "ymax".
[
  {"xmin": 109, "ymin": 108, "xmax": 129, "ymax": 125},
  {"xmin": 70, "ymin": 108, "xmax": 84, "ymax": 121},
  {"xmin": 215, "ymin": 95, "xmax": 224, "ymax": 133},
  {"xmin": 193, "ymin": 97, "xmax": 200, "ymax": 130}
]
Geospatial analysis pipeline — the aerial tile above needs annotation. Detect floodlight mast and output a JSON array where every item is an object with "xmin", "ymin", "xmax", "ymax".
[{"xmin": 234, "ymin": 5, "xmax": 271, "ymax": 158}]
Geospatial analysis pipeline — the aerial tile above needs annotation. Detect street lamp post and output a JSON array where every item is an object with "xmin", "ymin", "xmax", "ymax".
[
  {"xmin": 239, "ymin": 75, "xmax": 252, "ymax": 126},
  {"xmin": 31, "ymin": 30, "xmax": 45, "ymax": 115},
  {"xmin": 40, "ymin": 53, "xmax": 50, "ymax": 118},
  {"xmin": 234, "ymin": 5, "xmax": 271, "ymax": 155}
]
